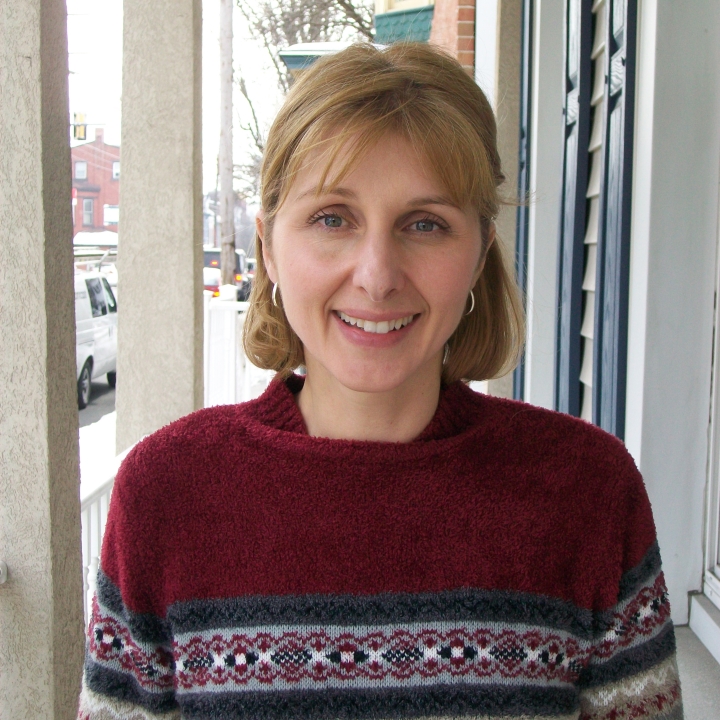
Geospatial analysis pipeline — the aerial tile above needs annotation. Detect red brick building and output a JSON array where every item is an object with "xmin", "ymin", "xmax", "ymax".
[
  {"xmin": 71, "ymin": 128, "xmax": 120, "ymax": 236},
  {"xmin": 429, "ymin": 0, "xmax": 476, "ymax": 74}
]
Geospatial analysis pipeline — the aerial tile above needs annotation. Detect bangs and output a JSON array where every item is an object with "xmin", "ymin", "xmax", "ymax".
[{"xmin": 271, "ymin": 75, "xmax": 500, "ymax": 220}]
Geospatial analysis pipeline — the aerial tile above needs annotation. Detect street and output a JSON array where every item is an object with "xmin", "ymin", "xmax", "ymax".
[{"xmin": 79, "ymin": 376, "xmax": 115, "ymax": 428}]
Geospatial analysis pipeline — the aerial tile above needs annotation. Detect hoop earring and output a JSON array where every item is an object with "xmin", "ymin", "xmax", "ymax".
[
  {"xmin": 443, "ymin": 343, "xmax": 450, "ymax": 365},
  {"xmin": 272, "ymin": 283, "xmax": 279, "ymax": 307},
  {"xmin": 465, "ymin": 290, "xmax": 475, "ymax": 316}
]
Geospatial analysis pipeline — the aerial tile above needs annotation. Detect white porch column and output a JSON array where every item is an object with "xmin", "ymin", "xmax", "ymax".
[
  {"xmin": 116, "ymin": 0, "xmax": 204, "ymax": 452},
  {"xmin": 0, "ymin": 0, "xmax": 85, "ymax": 716},
  {"xmin": 487, "ymin": 0, "xmax": 521, "ymax": 398},
  {"xmin": 522, "ymin": 0, "xmax": 564, "ymax": 410},
  {"xmin": 625, "ymin": 0, "xmax": 720, "ymax": 624}
]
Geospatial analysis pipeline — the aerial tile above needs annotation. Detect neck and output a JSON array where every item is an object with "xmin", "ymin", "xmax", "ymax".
[{"xmin": 296, "ymin": 363, "xmax": 442, "ymax": 443}]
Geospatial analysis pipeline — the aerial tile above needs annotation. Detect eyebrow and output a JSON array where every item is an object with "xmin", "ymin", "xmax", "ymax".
[{"xmin": 294, "ymin": 186, "xmax": 459, "ymax": 209}]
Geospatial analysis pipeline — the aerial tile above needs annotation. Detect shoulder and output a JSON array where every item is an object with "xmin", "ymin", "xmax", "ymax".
[
  {"xmin": 115, "ymin": 404, "xmax": 250, "ymax": 490},
  {"xmin": 105, "ymin": 392, "xmax": 285, "ymax": 554},
  {"xmin": 101, "ymin": 398, "xmax": 279, "ymax": 613},
  {"xmin": 460, "ymin": 386, "xmax": 638, "ymax": 478},
  {"xmin": 114, "ymin": 379, "xmax": 296, "ymax": 497},
  {"xmin": 471, "ymin": 389, "xmax": 656, "ymax": 572}
]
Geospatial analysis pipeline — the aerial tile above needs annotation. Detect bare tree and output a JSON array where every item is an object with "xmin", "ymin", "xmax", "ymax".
[
  {"xmin": 238, "ymin": 0, "xmax": 374, "ymax": 92},
  {"xmin": 233, "ymin": 0, "xmax": 374, "ymax": 202}
]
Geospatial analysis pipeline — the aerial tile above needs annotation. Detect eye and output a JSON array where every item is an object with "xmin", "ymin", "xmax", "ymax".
[
  {"xmin": 309, "ymin": 211, "xmax": 346, "ymax": 229},
  {"xmin": 322, "ymin": 214, "xmax": 343, "ymax": 228},
  {"xmin": 413, "ymin": 219, "xmax": 437, "ymax": 232},
  {"xmin": 407, "ymin": 215, "xmax": 449, "ymax": 233}
]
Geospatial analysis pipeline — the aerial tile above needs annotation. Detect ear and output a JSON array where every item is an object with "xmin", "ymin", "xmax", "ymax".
[
  {"xmin": 257, "ymin": 210, "xmax": 278, "ymax": 284},
  {"xmin": 472, "ymin": 222, "xmax": 495, "ymax": 285}
]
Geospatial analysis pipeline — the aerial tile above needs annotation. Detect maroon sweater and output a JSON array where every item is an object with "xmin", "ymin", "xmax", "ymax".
[{"xmin": 80, "ymin": 377, "xmax": 681, "ymax": 720}]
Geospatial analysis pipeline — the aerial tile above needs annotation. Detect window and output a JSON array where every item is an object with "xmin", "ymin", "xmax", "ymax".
[
  {"xmin": 85, "ymin": 278, "xmax": 107, "ymax": 317},
  {"xmin": 82, "ymin": 199, "xmax": 94, "ymax": 226},
  {"xmin": 112, "ymin": 161, "xmax": 120, "ymax": 180},
  {"xmin": 102, "ymin": 278, "xmax": 117, "ymax": 313},
  {"xmin": 104, "ymin": 204, "xmax": 119, "ymax": 226},
  {"xmin": 75, "ymin": 161, "xmax": 88, "ymax": 180}
]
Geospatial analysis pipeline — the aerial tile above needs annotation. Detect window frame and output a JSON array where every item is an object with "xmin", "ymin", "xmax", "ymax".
[
  {"xmin": 103, "ymin": 204, "xmax": 119, "ymax": 226},
  {"xmin": 705, "ymin": 214, "xmax": 720, "ymax": 613},
  {"xmin": 112, "ymin": 161, "xmax": 120, "ymax": 180},
  {"xmin": 82, "ymin": 198, "xmax": 94, "ymax": 227},
  {"xmin": 102, "ymin": 277, "xmax": 117, "ymax": 313},
  {"xmin": 75, "ymin": 160, "xmax": 88, "ymax": 180},
  {"xmin": 85, "ymin": 277, "xmax": 108, "ymax": 318}
]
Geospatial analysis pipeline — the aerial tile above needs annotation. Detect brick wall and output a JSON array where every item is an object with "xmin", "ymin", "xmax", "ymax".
[
  {"xmin": 429, "ymin": 0, "xmax": 476, "ymax": 73},
  {"xmin": 71, "ymin": 128, "xmax": 120, "ymax": 234}
]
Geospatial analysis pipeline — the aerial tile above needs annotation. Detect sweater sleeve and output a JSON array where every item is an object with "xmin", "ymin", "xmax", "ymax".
[
  {"xmin": 78, "ymin": 445, "xmax": 180, "ymax": 720},
  {"xmin": 577, "ymin": 459, "xmax": 683, "ymax": 720}
]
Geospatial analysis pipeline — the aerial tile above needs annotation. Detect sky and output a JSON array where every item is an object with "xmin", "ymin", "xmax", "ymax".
[{"xmin": 66, "ymin": 0, "xmax": 283, "ymax": 194}]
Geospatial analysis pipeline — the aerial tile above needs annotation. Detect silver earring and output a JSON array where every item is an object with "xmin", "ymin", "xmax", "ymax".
[
  {"xmin": 272, "ymin": 283, "xmax": 279, "ymax": 307},
  {"xmin": 443, "ymin": 343, "xmax": 450, "ymax": 365},
  {"xmin": 465, "ymin": 290, "xmax": 475, "ymax": 316}
]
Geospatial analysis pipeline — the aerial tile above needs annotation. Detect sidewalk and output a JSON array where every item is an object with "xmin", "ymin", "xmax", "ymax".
[{"xmin": 676, "ymin": 625, "xmax": 720, "ymax": 719}]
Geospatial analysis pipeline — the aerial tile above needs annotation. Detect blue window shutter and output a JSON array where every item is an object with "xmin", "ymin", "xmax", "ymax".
[
  {"xmin": 513, "ymin": 0, "xmax": 534, "ymax": 401},
  {"xmin": 592, "ymin": 0, "xmax": 637, "ymax": 438},
  {"xmin": 555, "ymin": 0, "xmax": 593, "ymax": 416}
]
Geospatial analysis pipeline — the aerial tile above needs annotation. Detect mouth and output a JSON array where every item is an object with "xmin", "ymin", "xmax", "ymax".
[{"xmin": 335, "ymin": 311, "xmax": 417, "ymax": 335}]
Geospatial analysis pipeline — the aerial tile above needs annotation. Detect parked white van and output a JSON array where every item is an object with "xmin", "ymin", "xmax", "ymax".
[{"xmin": 75, "ymin": 271, "xmax": 118, "ymax": 409}]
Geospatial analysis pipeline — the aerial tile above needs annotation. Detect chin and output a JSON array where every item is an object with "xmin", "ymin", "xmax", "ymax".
[{"xmin": 325, "ymin": 360, "xmax": 427, "ymax": 395}]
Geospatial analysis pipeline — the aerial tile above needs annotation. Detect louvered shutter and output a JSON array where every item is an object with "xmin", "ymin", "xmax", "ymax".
[
  {"xmin": 592, "ymin": 0, "xmax": 637, "ymax": 437},
  {"xmin": 555, "ymin": 0, "xmax": 592, "ymax": 416},
  {"xmin": 579, "ymin": 0, "xmax": 608, "ymax": 420}
]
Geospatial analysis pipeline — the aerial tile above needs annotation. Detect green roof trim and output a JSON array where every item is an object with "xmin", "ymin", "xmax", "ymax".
[
  {"xmin": 374, "ymin": 6, "xmax": 434, "ymax": 44},
  {"xmin": 279, "ymin": 54, "xmax": 316, "ymax": 71},
  {"xmin": 279, "ymin": 43, "xmax": 354, "ymax": 73}
]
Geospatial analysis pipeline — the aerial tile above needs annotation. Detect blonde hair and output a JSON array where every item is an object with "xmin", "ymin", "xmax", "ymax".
[{"xmin": 243, "ymin": 42, "xmax": 524, "ymax": 383}]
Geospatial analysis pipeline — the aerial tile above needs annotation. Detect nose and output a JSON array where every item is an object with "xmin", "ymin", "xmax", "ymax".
[{"xmin": 352, "ymin": 226, "xmax": 405, "ymax": 302}]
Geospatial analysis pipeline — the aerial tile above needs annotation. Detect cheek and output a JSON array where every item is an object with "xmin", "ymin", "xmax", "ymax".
[
  {"xmin": 421, "ymin": 246, "xmax": 481, "ymax": 316},
  {"xmin": 273, "ymin": 244, "xmax": 339, "ymax": 331}
]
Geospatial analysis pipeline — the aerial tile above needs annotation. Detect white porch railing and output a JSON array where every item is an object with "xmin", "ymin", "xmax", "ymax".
[
  {"xmin": 80, "ymin": 447, "xmax": 132, "ymax": 620},
  {"xmin": 204, "ymin": 292, "xmax": 275, "ymax": 406},
  {"xmin": 81, "ymin": 294, "xmax": 274, "ymax": 622}
]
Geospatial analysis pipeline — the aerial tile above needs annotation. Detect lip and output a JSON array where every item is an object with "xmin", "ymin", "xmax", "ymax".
[
  {"xmin": 332, "ymin": 310, "xmax": 419, "ymax": 347},
  {"xmin": 334, "ymin": 309, "xmax": 419, "ymax": 323}
]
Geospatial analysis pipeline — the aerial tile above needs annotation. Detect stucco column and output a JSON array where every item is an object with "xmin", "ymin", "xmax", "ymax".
[
  {"xmin": 0, "ymin": 0, "xmax": 85, "ymax": 716},
  {"xmin": 116, "ymin": 0, "xmax": 203, "ymax": 452},
  {"xmin": 486, "ymin": 0, "xmax": 521, "ymax": 399}
]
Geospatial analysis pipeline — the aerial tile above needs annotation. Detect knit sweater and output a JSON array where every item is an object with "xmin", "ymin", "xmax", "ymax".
[{"xmin": 79, "ymin": 376, "xmax": 682, "ymax": 720}]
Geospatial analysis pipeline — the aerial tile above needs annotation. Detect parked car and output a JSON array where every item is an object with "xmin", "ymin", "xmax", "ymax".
[
  {"xmin": 203, "ymin": 246, "xmax": 251, "ymax": 300},
  {"xmin": 203, "ymin": 266, "xmax": 222, "ymax": 296},
  {"xmin": 75, "ymin": 271, "xmax": 118, "ymax": 409}
]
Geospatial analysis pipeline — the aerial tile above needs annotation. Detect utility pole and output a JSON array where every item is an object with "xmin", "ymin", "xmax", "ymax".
[{"xmin": 219, "ymin": 0, "xmax": 235, "ymax": 286}]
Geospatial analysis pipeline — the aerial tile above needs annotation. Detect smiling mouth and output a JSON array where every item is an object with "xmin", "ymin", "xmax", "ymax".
[{"xmin": 336, "ymin": 311, "xmax": 416, "ymax": 335}]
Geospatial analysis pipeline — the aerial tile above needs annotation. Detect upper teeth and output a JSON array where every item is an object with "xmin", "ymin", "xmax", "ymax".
[{"xmin": 337, "ymin": 311, "xmax": 415, "ymax": 334}]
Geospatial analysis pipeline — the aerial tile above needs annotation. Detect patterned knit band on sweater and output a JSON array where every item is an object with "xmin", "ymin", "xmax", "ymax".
[{"xmin": 79, "ymin": 376, "xmax": 683, "ymax": 720}]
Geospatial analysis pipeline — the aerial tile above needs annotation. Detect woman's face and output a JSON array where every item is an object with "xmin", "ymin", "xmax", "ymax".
[{"xmin": 260, "ymin": 133, "xmax": 487, "ymax": 394}]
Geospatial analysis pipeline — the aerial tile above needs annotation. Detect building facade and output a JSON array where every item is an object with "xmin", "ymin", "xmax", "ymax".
[
  {"xmin": 71, "ymin": 128, "xmax": 120, "ymax": 235},
  {"xmin": 381, "ymin": 0, "xmax": 720, "ymax": 669},
  {"xmin": 502, "ymin": 0, "xmax": 720, "ymax": 662}
]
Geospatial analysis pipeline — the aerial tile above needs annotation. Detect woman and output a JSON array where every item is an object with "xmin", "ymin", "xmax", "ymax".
[{"xmin": 80, "ymin": 43, "xmax": 682, "ymax": 720}]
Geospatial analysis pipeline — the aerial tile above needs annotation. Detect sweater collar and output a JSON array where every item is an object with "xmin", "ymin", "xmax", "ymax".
[{"xmin": 251, "ymin": 374, "xmax": 479, "ymax": 443}]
